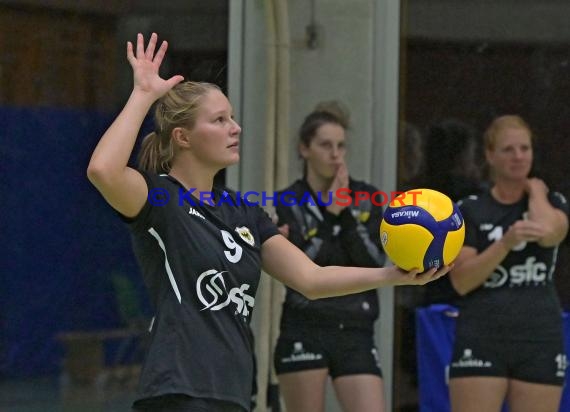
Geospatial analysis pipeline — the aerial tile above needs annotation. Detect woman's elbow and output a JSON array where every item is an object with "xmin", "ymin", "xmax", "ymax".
[
  {"xmin": 290, "ymin": 276, "xmax": 322, "ymax": 300},
  {"xmin": 86, "ymin": 164, "xmax": 114, "ymax": 192},
  {"xmin": 295, "ymin": 284, "xmax": 320, "ymax": 301},
  {"xmin": 449, "ymin": 275, "xmax": 470, "ymax": 297},
  {"xmin": 86, "ymin": 161, "xmax": 120, "ymax": 189},
  {"xmin": 284, "ymin": 263, "xmax": 323, "ymax": 300},
  {"xmin": 86, "ymin": 161, "xmax": 105, "ymax": 187}
]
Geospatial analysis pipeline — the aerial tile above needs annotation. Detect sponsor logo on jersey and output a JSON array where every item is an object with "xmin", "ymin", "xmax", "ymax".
[
  {"xmin": 485, "ymin": 256, "xmax": 549, "ymax": 288},
  {"xmin": 480, "ymin": 223, "xmax": 494, "ymax": 231},
  {"xmin": 451, "ymin": 348, "xmax": 492, "ymax": 368},
  {"xmin": 235, "ymin": 226, "xmax": 255, "ymax": 246},
  {"xmin": 188, "ymin": 207, "xmax": 205, "ymax": 219},
  {"xmin": 196, "ymin": 269, "xmax": 255, "ymax": 317}
]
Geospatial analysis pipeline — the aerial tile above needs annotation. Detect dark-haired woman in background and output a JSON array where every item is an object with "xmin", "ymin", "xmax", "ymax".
[{"xmin": 273, "ymin": 102, "xmax": 387, "ymax": 412}]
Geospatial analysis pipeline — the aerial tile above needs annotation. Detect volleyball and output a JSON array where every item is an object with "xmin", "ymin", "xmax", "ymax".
[{"xmin": 379, "ymin": 188, "xmax": 465, "ymax": 272}]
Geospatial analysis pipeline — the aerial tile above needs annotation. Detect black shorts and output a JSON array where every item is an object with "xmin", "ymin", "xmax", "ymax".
[
  {"xmin": 132, "ymin": 394, "xmax": 246, "ymax": 412},
  {"xmin": 449, "ymin": 336, "xmax": 566, "ymax": 386},
  {"xmin": 273, "ymin": 322, "xmax": 383, "ymax": 379}
]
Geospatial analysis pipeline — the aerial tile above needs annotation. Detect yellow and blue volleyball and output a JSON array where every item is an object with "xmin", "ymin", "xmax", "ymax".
[{"xmin": 379, "ymin": 189, "xmax": 465, "ymax": 272}]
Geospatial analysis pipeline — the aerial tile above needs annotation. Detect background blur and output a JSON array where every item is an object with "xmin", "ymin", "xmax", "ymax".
[{"xmin": 1, "ymin": 1, "xmax": 569, "ymax": 411}]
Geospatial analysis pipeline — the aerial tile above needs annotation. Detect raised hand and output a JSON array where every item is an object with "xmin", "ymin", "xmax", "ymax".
[
  {"xmin": 126, "ymin": 33, "xmax": 184, "ymax": 99},
  {"xmin": 326, "ymin": 162, "xmax": 350, "ymax": 215},
  {"xmin": 501, "ymin": 219, "xmax": 545, "ymax": 249},
  {"xmin": 525, "ymin": 177, "xmax": 549, "ymax": 198}
]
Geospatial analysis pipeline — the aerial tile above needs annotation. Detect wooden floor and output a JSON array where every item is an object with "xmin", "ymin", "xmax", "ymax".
[{"xmin": 0, "ymin": 373, "xmax": 138, "ymax": 412}]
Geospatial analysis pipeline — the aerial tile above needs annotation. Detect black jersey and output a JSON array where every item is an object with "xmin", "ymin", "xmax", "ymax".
[
  {"xmin": 456, "ymin": 189, "xmax": 568, "ymax": 340},
  {"xmin": 276, "ymin": 178, "xmax": 385, "ymax": 326},
  {"xmin": 125, "ymin": 172, "xmax": 279, "ymax": 410}
]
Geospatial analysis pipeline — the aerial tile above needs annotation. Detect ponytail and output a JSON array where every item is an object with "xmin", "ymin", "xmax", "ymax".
[{"xmin": 137, "ymin": 131, "xmax": 173, "ymax": 174}]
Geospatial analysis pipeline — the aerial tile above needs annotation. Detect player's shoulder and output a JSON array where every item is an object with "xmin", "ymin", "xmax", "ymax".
[
  {"xmin": 456, "ymin": 187, "xmax": 493, "ymax": 212},
  {"xmin": 456, "ymin": 181, "xmax": 489, "ymax": 204},
  {"xmin": 456, "ymin": 193, "xmax": 482, "ymax": 208},
  {"xmin": 138, "ymin": 170, "xmax": 174, "ymax": 187}
]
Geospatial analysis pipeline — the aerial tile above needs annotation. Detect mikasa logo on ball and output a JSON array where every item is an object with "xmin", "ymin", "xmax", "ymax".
[{"xmin": 391, "ymin": 210, "xmax": 420, "ymax": 219}]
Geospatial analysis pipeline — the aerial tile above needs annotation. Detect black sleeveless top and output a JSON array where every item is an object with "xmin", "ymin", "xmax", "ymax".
[{"xmin": 126, "ymin": 172, "xmax": 278, "ymax": 410}]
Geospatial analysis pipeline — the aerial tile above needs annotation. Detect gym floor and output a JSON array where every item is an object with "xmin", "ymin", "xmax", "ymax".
[{"xmin": 0, "ymin": 376, "xmax": 137, "ymax": 412}]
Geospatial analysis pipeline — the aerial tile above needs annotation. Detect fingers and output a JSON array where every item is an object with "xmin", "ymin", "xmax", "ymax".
[
  {"xmin": 338, "ymin": 168, "xmax": 349, "ymax": 187},
  {"xmin": 517, "ymin": 223, "xmax": 544, "ymax": 240},
  {"xmin": 507, "ymin": 220, "xmax": 545, "ymax": 244},
  {"xmin": 152, "ymin": 40, "xmax": 169, "ymax": 66},
  {"xmin": 525, "ymin": 178, "xmax": 548, "ymax": 196},
  {"xmin": 126, "ymin": 41, "xmax": 134, "ymax": 63},
  {"xmin": 405, "ymin": 268, "xmax": 421, "ymax": 277},
  {"xmin": 416, "ymin": 267, "xmax": 438, "ymax": 281},
  {"xmin": 136, "ymin": 33, "xmax": 145, "ymax": 59},
  {"xmin": 337, "ymin": 162, "xmax": 348, "ymax": 178},
  {"xmin": 129, "ymin": 32, "xmax": 168, "ymax": 64},
  {"xmin": 165, "ymin": 75, "xmax": 185, "ymax": 89},
  {"xmin": 145, "ymin": 33, "xmax": 158, "ymax": 60},
  {"xmin": 435, "ymin": 264, "xmax": 453, "ymax": 278},
  {"xmin": 330, "ymin": 163, "xmax": 349, "ymax": 192},
  {"xmin": 410, "ymin": 264, "xmax": 452, "ymax": 284}
]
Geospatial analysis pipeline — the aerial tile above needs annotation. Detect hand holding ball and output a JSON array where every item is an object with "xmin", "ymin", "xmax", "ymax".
[{"xmin": 380, "ymin": 189, "xmax": 465, "ymax": 272}]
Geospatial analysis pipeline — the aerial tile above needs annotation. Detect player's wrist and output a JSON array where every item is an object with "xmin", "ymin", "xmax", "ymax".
[{"xmin": 382, "ymin": 266, "xmax": 409, "ymax": 286}]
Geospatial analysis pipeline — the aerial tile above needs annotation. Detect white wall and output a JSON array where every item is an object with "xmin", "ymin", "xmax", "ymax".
[
  {"xmin": 228, "ymin": 1, "xmax": 400, "ymax": 410},
  {"xmin": 286, "ymin": 0, "xmax": 376, "ymax": 183},
  {"xmin": 229, "ymin": 0, "xmax": 380, "ymax": 189}
]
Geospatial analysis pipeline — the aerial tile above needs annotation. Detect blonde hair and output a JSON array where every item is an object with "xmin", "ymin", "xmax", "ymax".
[
  {"xmin": 484, "ymin": 115, "xmax": 533, "ymax": 151},
  {"xmin": 138, "ymin": 81, "xmax": 221, "ymax": 173}
]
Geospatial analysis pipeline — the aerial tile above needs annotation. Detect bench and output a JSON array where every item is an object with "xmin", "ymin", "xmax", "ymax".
[{"xmin": 56, "ymin": 328, "xmax": 143, "ymax": 385}]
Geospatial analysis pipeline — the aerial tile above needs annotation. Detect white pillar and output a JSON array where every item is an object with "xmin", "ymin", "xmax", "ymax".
[{"xmin": 371, "ymin": 1, "xmax": 401, "ymax": 411}]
